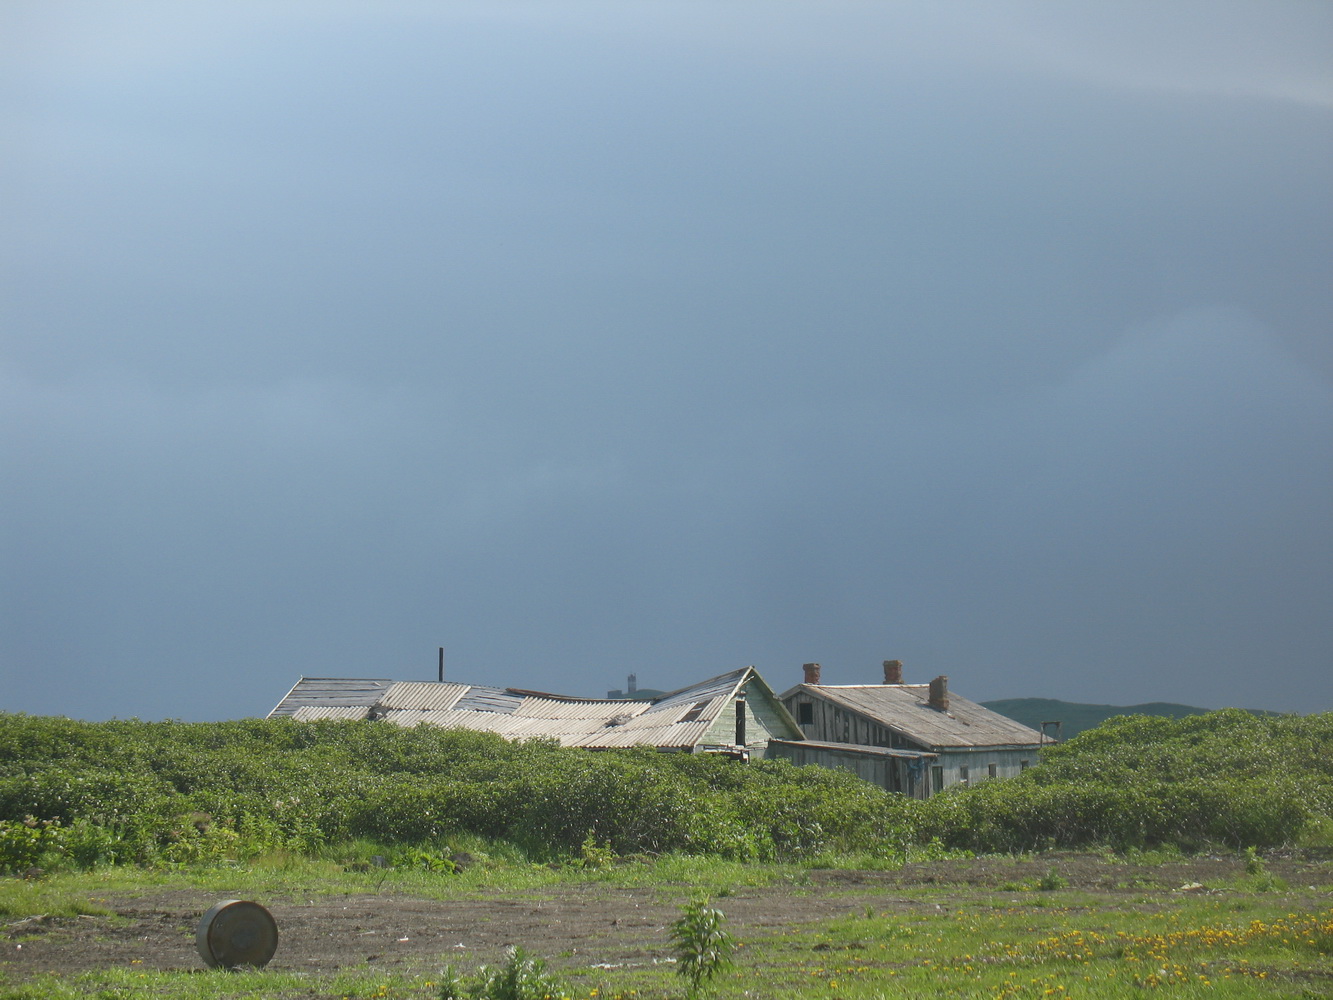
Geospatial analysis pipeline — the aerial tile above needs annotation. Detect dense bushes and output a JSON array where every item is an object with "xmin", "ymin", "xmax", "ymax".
[
  {"xmin": 917, "ymin": 776, "xmax": 1319, "ymax": 853},
  {"xmin": 0, "ymin": 714, "xmax": 914, "ymax": 870},
  {"xmin": 0, "ymin": 708, "xmax": 1326, "ymax": 871},
  {"xmin": 920, "ymin": 710, "xmax": 1333, "ymax": 853}
]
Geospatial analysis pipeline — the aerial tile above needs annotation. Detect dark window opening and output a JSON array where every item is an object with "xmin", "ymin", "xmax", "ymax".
[
  {"xmin": 988, "ymin": 762, "xmax": 997, "ymax": 779},
  {"xmin": 931, "ymin": 766, "xmax": 944, "ymax": 794},
  {"xmin": 959, "ymin": 765, "xmax": 970, "ymax": 786},
  {"xmin": 798, "ymin": 702, "xmax": 813, "ymax": 725}
]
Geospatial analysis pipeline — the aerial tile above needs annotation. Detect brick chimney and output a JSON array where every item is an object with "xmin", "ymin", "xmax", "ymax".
[
  {"xmin": 928, "ymin": 675, "xmax": 949, "ymax": 711},
  {"xmin": 802, "ymin": 662, "xmax": 822, "ymax": 685},
  {"xmin": 883, "ymin": 659, "xmax": 903, "ymax": 684}
]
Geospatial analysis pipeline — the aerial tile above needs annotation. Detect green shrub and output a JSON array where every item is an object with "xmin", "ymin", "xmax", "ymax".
[
  {"xmin": 440, "ymin": 946, "xmax": 567, "ymax": 1000},
  {"xmin": 671, "ymin": 896, "xmax": 736, "ymax": 998},
  {"xmin": 1038, "ymin": 868, "xmax": 1068, "ymax": 891},
  {"xmin": 0, "ymin": 709, "xmax": 1325, "ymax": 868},
  {"xmin": 0, "ymin": 817, "xmax": 64, "ymax": 873}
]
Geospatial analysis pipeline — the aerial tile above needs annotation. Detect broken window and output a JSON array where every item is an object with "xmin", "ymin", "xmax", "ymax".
[{"xmin": 798, "ymin": 702, "xmax": 813, "ymax": 726}]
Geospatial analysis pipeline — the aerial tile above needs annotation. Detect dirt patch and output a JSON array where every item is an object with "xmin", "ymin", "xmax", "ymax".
[
  {"xmin": 2, "ymin": 854, "xmax": 1329, "ymax": 981},
  {"xmin": 2, "ymin": 884, "xmax": 861, "ymax": 980}
]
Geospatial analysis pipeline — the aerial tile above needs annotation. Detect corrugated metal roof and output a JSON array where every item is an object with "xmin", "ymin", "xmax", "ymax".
[
  {"xmin": 289, "ymin": 705, "xmax": 373, "ymax": 722},
  {"xmin": 782, "ymin": 683, "xmax": 1044, "ymax": 749},
  {"xmin": 378, "ymin": 706, "xmax": 717, "ymax": 749},
  {"xmin": 567, "ymin": 720, "xmax": 714, "ymax": 749},
  {"xmin": 512, "ymin": 697, "xmax": 651, "ymax": 720},
  {"xmin": 639, "ymin": 697, "xmax": 719, "ymax": 724},
  {"xmin": 269, "ymin": 666, "xmax": 779, "ymax": 752},
  {"xmin": 650, "ymin": 668, "xmax": 748, "ymax": 711},
  {"xmin": 267, "ymin": 677, "xmax": 394, "ymax": 718},
  {"xmin": 454, "ymin": 686, "xmax": 523, "ymax": 714},
  {"xmin": 379, "ymin": 682, "xmax": 469, "ymax": 711}
]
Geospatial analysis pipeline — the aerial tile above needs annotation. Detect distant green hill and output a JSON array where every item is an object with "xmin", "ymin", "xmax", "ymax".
[{"xmin": 980, "ymin": 697, "xmax": 1278, "ymax": 739}]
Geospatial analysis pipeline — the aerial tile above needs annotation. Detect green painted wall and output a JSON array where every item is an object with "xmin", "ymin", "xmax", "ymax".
[{"xmin": 701, "ymin": 677, "xmax": 802, "ymax": 755}]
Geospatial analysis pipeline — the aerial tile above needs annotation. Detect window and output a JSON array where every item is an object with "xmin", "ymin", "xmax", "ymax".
[
  {"xmin": 798, "ymin": 702, "xmax": 813, "ymax": 726},
  {"xmin": 1020, "ymin": 759, "xmax": 1030, "ymax": 771},
  {"xmin": 988, "ymin": 763, "xmax": 998, "ymax": 779},
  {"xmin": 931, "ymin": 766, "xmax": 944, "ymax": 794},
  {"xmin": 959, "ymin": 766, "xmax": 970, "ymax": 786}
]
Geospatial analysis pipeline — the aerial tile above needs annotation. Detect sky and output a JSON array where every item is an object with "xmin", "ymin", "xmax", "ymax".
[{"xmin": 2, "ymin": 2, "xmax": 1331, "ymax": 721}]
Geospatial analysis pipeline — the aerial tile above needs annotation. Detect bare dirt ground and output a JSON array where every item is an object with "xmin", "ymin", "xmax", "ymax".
[{"xmin": 3, "ymin": 853, "xmax": 1330, "ymax": 981}]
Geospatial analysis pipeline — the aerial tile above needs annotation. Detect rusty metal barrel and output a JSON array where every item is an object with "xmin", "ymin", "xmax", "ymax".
[{"xmin": 196, "ymin": 900, "xmax": 278, "ymax": 969}]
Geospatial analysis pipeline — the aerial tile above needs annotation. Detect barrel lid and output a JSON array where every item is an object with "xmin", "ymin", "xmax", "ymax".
[{"xmin": 196, "ymin": 899, "xmax": 278, "ymax": 969}]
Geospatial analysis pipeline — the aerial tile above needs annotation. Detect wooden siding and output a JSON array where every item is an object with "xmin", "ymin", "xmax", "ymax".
[
  {"xmin": 931, "ymin": 748, "xmax": 1035, "ymax": 790},
  {"xmin": 782, "ymin": 690, "xmax": 1043, "ymax": 796},
  {"xmin": 783, "ymin": 692, "xmax": 926, "ymax": 751},
  {"xmin": 702, "ymin": 677, "xmax": 802, "ymax": 756},
  {"xmin": 766, "ymin": 741, "xmax": 935, "ymax": 798}
]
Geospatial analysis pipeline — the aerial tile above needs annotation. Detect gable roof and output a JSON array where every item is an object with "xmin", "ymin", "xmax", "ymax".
[
  {"xmin": 268, "ymin": 667, "xmax": 800, "ymax": 750},
  {"xmin": 781, "ymin": 682, "xmax": 1044, "ymax": 749}
]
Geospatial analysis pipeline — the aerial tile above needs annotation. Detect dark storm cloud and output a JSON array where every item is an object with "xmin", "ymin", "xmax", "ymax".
[{"xmin": 2, "ymin": 2, "xmax": 1330, "ymax": 718}]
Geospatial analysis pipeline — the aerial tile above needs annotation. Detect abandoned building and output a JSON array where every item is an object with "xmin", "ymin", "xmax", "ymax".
[
  {"xmin": 268, "ymin": 666, "xmax": 803, "ymax": 757},
  {"xmin": 268, "ymin": 660, "xmax": 1042, "ymax": 797},
  {"xmin": 770, "ymin": 660, "xmax": 1047, "ymax": 795}
]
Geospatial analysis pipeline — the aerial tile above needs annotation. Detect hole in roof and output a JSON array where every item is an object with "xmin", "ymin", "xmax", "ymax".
[{"xmin": 680, "ymin": 701, "xmax": 710, "ymax": 723}]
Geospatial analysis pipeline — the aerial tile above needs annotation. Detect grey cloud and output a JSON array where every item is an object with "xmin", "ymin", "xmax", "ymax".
[{"xmin": 2, "ymin": 3, "xmax": 1329, "ymax": 720}]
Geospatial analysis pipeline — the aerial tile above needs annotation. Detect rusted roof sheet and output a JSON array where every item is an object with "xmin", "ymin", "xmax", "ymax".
[
  {"xmin": 289, "ymin": 705, "xmax": 372, "ymax": 722},
  {"xmin": 782, "ymin": 683, "xmax": 1044, "ymax": 749},
  {"xmin": 267, "ymin": 677, "xmax": 393, "ymax": 718}
]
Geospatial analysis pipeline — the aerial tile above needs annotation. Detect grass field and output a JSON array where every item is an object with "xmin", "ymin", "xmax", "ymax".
[{"xmin": 0, "ymin": 851, "xmax": 1329, "ymax": 999}]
